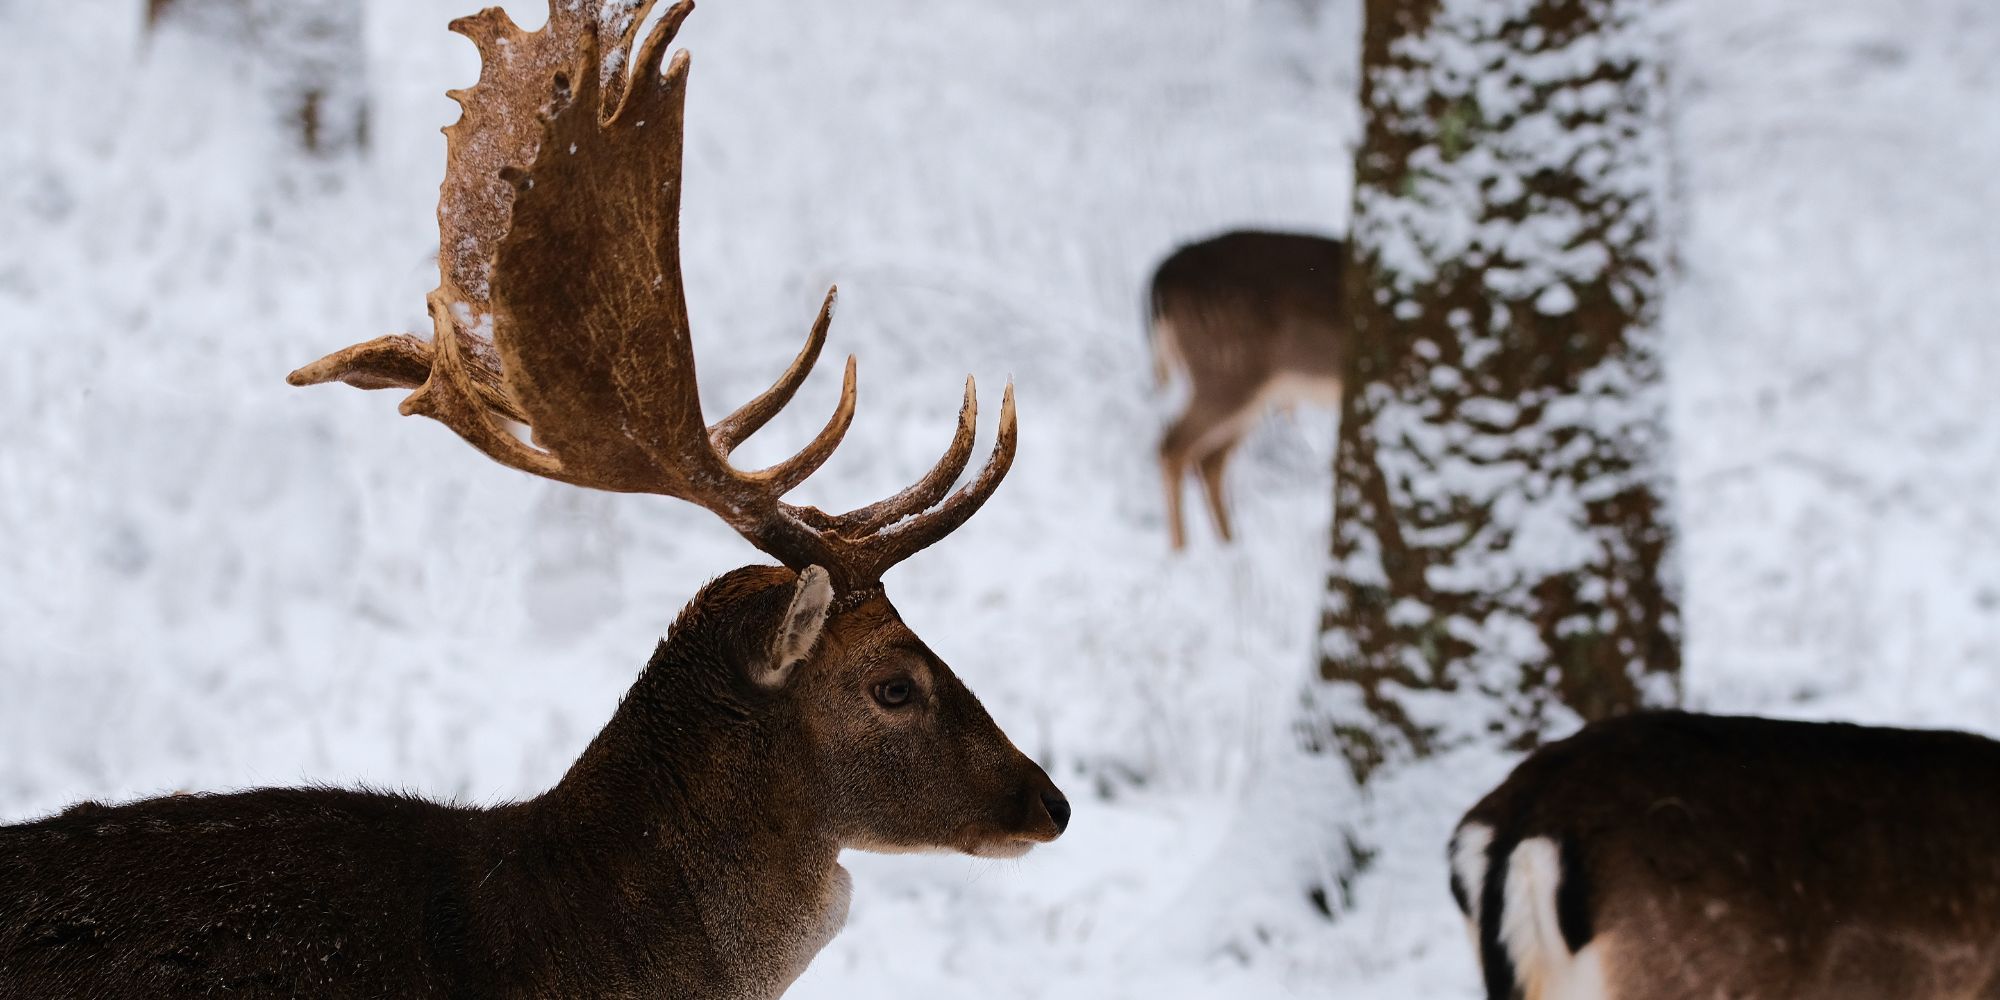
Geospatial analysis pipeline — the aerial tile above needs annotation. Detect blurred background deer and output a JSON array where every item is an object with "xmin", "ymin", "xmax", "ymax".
[{"xmin": 1147, "ymin": 230, "xmax": 1348, "ymax": 550}]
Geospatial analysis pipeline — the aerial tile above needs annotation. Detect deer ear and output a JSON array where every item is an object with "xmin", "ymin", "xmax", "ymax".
[{"xmin": 757, "ymin": 565, "xmax": 833, "ymax": 688}]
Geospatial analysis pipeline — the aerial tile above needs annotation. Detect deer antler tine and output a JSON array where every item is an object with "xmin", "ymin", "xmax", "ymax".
[
  {"xmin": 836, "ymin": 375, "xmax": 979, "ymax": 536},
  {"xmin": 289, "ymin": 331, "xmax": 528, "ymax": 424},
  {"xmin": 612, "ymin": 0, "xmax": 670, "ymax": 52},
  {"xmin": 860, "ymin": 380, "xmax": 1017, "ymax": 576},
  {"xmin": 447, "ymin": 6, "xmax": 523, "ymax": 52},
  {"xmin": 596, "ymin": 0, "xmax": 667, "ymax": 116},
  {"xmin": 710, "ymin": 286, "xmax": 837, "ymax": 457},
  {"xmin": 286, "ymin": 334, "xmax": 434, "ymax": 391},
  {"xmin": 747, "ymin": 355, "xmax": 858, "ymax": 496},
  {"xmin": 609, "ymin": 0, "xmax": 693, "ymax": 126}
]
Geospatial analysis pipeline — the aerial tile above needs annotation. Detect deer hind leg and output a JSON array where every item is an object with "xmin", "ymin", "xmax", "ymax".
[
  {"xmin": 1183, "ymin": 396, "xmax": 1261, "ymax": 547},
  {"xmin": 1161, "ymin": 393, "xmax": 1259, "ymax": 550},
  {"xmin": 1159, "ymin": 400, "xmax": 1230, "ymax": 551},
  {"xmin": 1159, "ymin": 420, "xmax": 1195, "ymax": 551},
  {"xmin": 1195, "ymin": 440, "xmax": 1239, "ymax": 544}
]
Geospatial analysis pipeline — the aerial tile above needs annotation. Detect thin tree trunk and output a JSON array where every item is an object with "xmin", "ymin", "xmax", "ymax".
[
  {"xmin": 1310, "ymin": 0, "xmax": 1680, "ymax": 790},
  {"xmin": 147, "ymin": 0, "xmax": 368, "ymax": 156}
]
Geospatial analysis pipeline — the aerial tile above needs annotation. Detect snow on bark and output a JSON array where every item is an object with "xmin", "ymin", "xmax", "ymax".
[{"xmin": 1309, "ymin": 0, "xmax": 1681, "ymax": 780}]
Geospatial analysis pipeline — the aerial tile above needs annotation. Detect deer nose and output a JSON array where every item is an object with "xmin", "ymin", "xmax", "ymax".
[{"xmin": 1040, "ymin": 790, "xmax": 1071, "ymax": 834}]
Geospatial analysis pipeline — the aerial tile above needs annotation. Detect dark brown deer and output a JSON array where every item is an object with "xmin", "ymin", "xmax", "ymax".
[
  {"xmin": 0, "ymin": 4, "xmax": 1067, "ymax": 998},
  {"xmin": 1451, "ymin": 711, "xmax": 2000, "ymax": 1000},
  {"xmin": 1147, "ymin": 230, "xmax": 1348, "ymax": 549}
]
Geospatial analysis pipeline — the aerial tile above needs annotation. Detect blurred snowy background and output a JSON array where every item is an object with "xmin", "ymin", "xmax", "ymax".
[{"xmin": 2, "ymin": 0, "xmax": 1997, "ymax": 996}]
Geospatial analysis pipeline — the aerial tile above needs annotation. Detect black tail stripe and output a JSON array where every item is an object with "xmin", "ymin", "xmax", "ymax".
[
  {"xmin": 1448, "ymin": 858, "xmax": 1471, "ymax": 917},
  {"xmin": 1555, "ymin": 833, "xmax": 1593, "ymax": 954}
]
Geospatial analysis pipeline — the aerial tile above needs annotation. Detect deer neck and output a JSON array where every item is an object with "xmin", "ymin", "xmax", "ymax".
[{"xmin": 539, "ymin": 640, "xmax": 849, "ymax": 999}]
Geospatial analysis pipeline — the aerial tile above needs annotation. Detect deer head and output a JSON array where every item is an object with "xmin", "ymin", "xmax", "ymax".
[
  {"xmin": 611, "ymin": 565, "xmax": 1068, "ymax": 861},
  {"xmin": 287, "ymin": 0, "xmax": 1068, "ymax": 859}
]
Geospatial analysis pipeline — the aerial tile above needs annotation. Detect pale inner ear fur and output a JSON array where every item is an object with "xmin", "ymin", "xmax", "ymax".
[{"xmin": 759, "ymin": 565, "xmax": 833, "ymax": 687}]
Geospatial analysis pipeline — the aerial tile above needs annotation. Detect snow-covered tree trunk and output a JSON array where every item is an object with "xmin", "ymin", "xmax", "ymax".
[
  {"xmin": 1309, "ymin": 0, "xmax": 1680, "ymax": 785},
  {"xmin": 147, "ymin": 0, "xmax": 367, "ymax": 156}
]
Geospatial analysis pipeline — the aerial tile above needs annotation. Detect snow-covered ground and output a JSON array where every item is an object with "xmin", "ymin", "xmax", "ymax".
[{"xmin": 3, "ymin": 0, "xmax": 1997, "ymax": 996}]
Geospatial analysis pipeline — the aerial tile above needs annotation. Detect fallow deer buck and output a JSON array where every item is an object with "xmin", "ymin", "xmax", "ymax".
[
  {"xmin": 1452, "ymin": 711, "xmax": 2000, "ymax": 1000},
  {"xmin": 0, "ymin": 4, "xmax": 1068, "ymax": 998},
  {"xmin": 1147, "ymin": 230, "xmax": 1348, "ymax": 549}
]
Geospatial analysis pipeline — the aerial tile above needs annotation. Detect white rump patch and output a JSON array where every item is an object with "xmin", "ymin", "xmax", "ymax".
[
  {"xmin": 1502, "ymin": 837, "xmax": 1611, "ymax": 1000},
  {"xmin": 1451, "ymin": 822, "xmax": 1494, "ymax": 937},
  {"xmin": 1150, "ymin": 315, "xmax": 1187, "ymax": 387}
]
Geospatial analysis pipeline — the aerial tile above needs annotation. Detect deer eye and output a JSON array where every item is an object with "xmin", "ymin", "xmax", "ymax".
[{"xmin": 872, "ymin": 679, "xmax": 915, "ymax": 708}]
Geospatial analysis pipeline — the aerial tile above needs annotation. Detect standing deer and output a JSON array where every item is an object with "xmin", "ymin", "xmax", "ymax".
[
  {"xmin": 1147, "ymin": 230, "xmax": 1348, "ymax": 550},
  {"xmin": 0, "ymin": 4, "xmax": 1068, "ymax": 998},
  {"xmin": 1451, "ymin": 711, "xmax": 2000, "ymax": 1000}
]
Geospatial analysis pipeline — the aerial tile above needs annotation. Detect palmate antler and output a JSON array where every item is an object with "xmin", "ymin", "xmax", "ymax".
[{"xmin": 288, "ymin": 1, "xmax": 1014, "ymax": 595}]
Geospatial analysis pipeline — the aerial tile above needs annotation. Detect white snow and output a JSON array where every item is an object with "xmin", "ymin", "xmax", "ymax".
[{"xmin": 3, "ymin": 0, "xmax": 1999, "ymax": 997}]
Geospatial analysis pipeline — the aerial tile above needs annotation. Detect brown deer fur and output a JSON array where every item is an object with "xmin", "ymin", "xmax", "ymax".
[
  {"xmin": 0, "ymin": 566, "xmax": 1066, "ymax": 999},
  {"xmin": 1148, "ymin": 230, "xmax": 1348, "ymax": 549},
  {"xmin": 1452, "ymin": 711, "xmax": 2000, "ymax": 1000}
]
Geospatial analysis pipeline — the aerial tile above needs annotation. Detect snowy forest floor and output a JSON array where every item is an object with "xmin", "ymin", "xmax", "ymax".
[{"xmin": 4, "ymin": 0, "xmax": 1999, "ymax": 997}]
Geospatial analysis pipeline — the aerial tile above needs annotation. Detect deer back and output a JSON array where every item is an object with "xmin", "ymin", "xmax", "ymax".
[{"xmin": 1149, "ymin": 230, "xmax": 1349, "ymax": 392}]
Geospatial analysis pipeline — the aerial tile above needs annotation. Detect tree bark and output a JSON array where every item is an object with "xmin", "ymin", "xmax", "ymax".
[
  {"xmin": 147, "ymin": 0, "xmax": 368, "ymax": 156},
  {"xmin": 1310, "ymin": 0, "xmax": 1680, "ymax": 788}
]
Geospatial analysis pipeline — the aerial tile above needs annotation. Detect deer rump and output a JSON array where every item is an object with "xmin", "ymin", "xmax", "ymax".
[{"xmin": 1453, "ymin": 711, "xmax": 2000, "ymax": 1000}]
